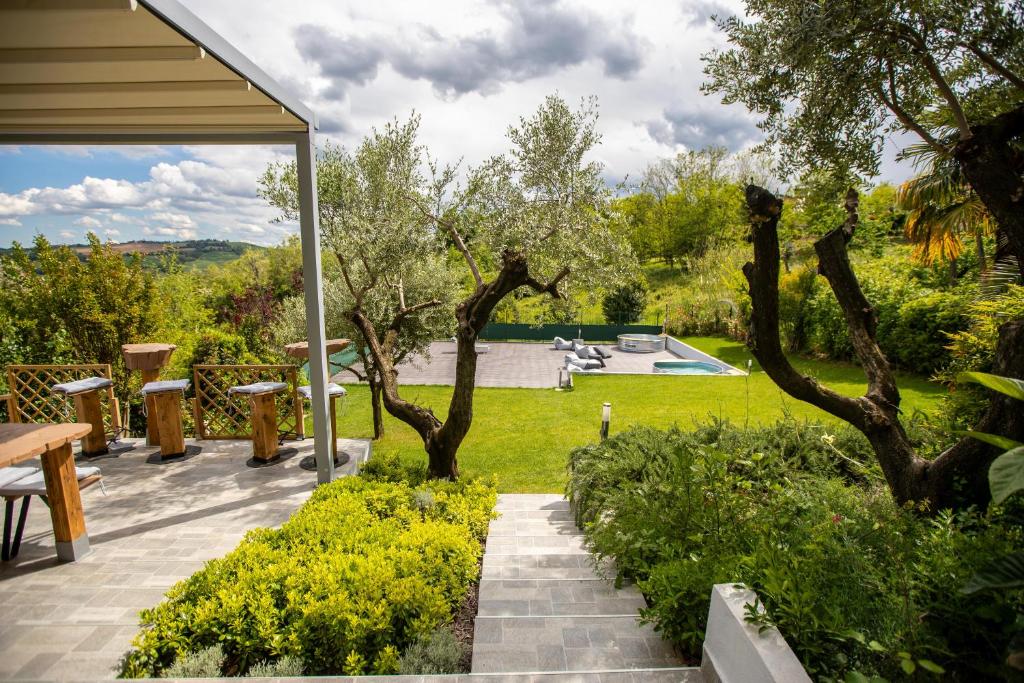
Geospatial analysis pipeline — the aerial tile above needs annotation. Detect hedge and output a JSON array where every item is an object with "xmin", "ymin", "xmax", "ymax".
[{"xmin": 118, "ymin": 474, "xmax": 497, "ymax": 678}]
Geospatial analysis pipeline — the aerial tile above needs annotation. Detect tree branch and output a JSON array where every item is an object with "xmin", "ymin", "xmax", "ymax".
[
  {"xmin": 962, "ymin": 42, "xmax": 1024, "ymax": 92},
  {"xmin": 742, "ymin": 185, "xmax": 867, "ymax": 425},
  {"xmin": 917, "ymin": 50, "xmax": 972, "ymax": 138},
  {"xmin": 407, "ymin": 193, "xmax": 484, "ymax": 287},
  {"xmin": 874, "ymin": 63, "xmax": 947, "ymax": 156},
  {"xmin": 524, "ymin": 266, "xmax": 571, "ymax": 299}
]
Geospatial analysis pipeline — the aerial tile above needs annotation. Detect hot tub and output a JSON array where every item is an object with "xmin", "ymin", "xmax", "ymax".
[
  {"xmin": 653, "ymin": 360, "xmax": 725, "ymax": 375},
  {"xmin": 617, "ymin": 333, "xmax": 665, "ymax": 353}
]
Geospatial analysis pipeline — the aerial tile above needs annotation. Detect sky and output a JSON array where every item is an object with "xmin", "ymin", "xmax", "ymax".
[{"xmin": 0, "ymin": 0, "xmax": 915, "ymax": 248}]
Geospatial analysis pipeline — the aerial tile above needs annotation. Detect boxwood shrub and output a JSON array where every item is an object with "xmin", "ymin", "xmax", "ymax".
[{"xmin": 118, "ymin": 473, "xmax": 496, "ymax": 678}]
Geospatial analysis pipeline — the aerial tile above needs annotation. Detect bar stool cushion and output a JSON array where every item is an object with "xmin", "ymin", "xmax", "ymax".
[
  {"xmin": 297, "ymin": 383, "xmax": 347, "ymax": 399},
  {"xmin": 0, "ymin": 466, "xmax": 38, "ymax": 490},
  {"xmin": 228, "ymin": 382, "xmax": 288, "ymax": 396},
  {"xmin": 0, "ymin": 466, "xmax": 101, "ymax": 496},
  {"xmin": 52, "ymin": 376, "xmax": 113, "ymax": 395},
  {"xmin": 140, "ymin": 379, "xmax": 190, "ymax": 395}
]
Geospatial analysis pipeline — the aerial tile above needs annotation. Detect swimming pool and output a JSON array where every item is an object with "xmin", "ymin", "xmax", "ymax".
[
  {"xmin": 652, "ymin": 360, "xmax": 725, "ymax": 375},
  {"xmin": 617, "ymin": 333, "xmax": 665, "ymax": 353}
]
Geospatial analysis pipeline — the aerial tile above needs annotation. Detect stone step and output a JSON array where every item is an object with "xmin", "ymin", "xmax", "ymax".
[
  {"xmin": 495, "ymin": 508, "xmax": 576, "ymax": 522},
  {"xmin": 478, "ymin": 578, "xmax": 647, "ymax": 617},
  {"xmin": 496, "ymin": 494, "xmax": 570, "ymax": 512},
  {"xmin": 471, "ymin": 615, "xmax": 683, "ymax": 674},
  {"xmin": 487, "ymin": 519, "xmax": 582, "ymax": 537},
  {"xmin": 482, "ymin": 551, "xmax": 612, "ymax": 580},
  {"xmin": 485, "ymin": 534, "xmax": 589, "ymax": 555},
  {"xmin": 239, "ymin": 669, "xmax": 703, "ymax": 682}
]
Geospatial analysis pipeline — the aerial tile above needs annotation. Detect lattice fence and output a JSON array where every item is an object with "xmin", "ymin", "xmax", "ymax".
[
  {"xmin": 193, "ymin": 364, "xmax": 300, "ymax": 440},
  {"xmin": 6, "ymin": 364, "xmax": 122, "ymax": 436}
]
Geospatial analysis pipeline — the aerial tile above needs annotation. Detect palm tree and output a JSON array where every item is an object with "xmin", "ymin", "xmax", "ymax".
[{"xmin": 897, "ymin": 140, "xmax": 993, "ymax": 276}]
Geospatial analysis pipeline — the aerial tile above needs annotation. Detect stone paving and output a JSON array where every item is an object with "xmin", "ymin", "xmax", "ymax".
[
  {"xmin": 471, "ymin": 495, "xmax": 700, "ymax": 680},
  {"xmin": 335, "ymin": 341, "xmax": 696, "ymax": 389},
  {"xmin": 0, "ymin": 436, "xmax": 370, "ymax": 682}
]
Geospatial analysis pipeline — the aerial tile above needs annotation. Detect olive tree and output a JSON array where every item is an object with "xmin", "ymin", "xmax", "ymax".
[{"xmin": 264, "ymin": 96, "xmax": 630, "ymax": 479}]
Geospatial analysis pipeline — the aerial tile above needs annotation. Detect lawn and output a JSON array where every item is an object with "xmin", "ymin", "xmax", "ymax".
[{"xmin": 332, "ymin": 336, "xmax": 946, "ymax": 492}]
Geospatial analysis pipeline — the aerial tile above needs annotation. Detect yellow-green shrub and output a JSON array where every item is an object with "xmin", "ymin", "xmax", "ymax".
[{"xmin": 119, "ymin": 476, "xmax": 496, "ymax": 678}]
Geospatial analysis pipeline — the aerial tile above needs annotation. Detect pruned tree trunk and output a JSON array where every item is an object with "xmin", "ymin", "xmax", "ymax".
[
  {"xmin": 954, "ymin": 103, "xmax": 1024, "ymax": 278},
  {"xmin": 368, "ymin": 375, "xmax": 384, "ymax": 440},
  {"xmin": 743, "ymin": 184, "xmax": 1024, "ymax": 511},
  {"xmin": 350, "ymin": 250, "xmax": 569, "ymax": 480}
]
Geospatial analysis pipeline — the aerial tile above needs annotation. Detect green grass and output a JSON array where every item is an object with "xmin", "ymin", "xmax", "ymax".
[{"xmin": 332, "ymin": 336, "xmax": 946, "ymax": 493}]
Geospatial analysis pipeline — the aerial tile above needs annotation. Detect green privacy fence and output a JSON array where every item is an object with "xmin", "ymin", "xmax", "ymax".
[{"xmin": 479, "ymin": 323, "xmax": 663, "ymax": 342}]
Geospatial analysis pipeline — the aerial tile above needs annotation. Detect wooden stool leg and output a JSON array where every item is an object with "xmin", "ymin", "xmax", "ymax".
[
  {"xmin": 41, "ymin": 441, "xmax": 89, "ymax": 561},
  {"xmin": 295, "ymin": 396, "xmax": 305, "ymax": 440},
  {"xmin": 330, "ymin": 395, "xmax": 338, "ymax": 463},
  {"xmin": 142, "ymin": 368, "xmax": 161, "ymax": 446},
  {"xmin": 153, "ymin": 391, "xmax": 185, "ymax": 458},
  {"xmin": 72, "ymin": 390, "xmax": 108, "ymax": 456},
  {"xmin": 251, "ymin": 393, "xmax": 279, "ymax": 462}
]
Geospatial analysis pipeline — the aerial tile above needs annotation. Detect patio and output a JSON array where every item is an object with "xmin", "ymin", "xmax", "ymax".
[{"xmin": 0, "ymin": 436, "xmax": 370, "ymax": 682}]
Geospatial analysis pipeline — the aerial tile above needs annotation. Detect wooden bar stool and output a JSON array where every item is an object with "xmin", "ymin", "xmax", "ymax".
[
  {"xmin": 228, "ymin": 382, "xmax": 288, "ymax": 462},
  {"xmin": 51, "ymin": 377, "xmax": 115, "ymax": 457},
  {"xmin": 297, "ymin": 382, "xmax": 348, "ymax": 465},
  {"xmin": 139, "ymin": 379, "xmax": 190, "ymax": 460},
  {"xmin": 121, "ymin": 343, "xmax": 176, "ymax": 447}
]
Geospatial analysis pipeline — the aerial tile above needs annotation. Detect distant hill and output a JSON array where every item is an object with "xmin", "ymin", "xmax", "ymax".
[{"xmin": 0, "ymin": 239, "xmax": 263, "ymax": 270}]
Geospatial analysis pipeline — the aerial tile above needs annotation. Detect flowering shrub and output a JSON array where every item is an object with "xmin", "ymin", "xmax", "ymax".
[
  {"xmin": 567, "ymin": 421, "xmax": 1023, "ymax": 680},
  {"xmin": 119, "ymin": 474, "xmax": 496, "ymax": 678}
]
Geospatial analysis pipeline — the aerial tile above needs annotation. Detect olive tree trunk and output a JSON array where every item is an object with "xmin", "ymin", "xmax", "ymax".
[{"xmin": 743, "ymin": 185, "xmax": 1024, "ymax": 510}]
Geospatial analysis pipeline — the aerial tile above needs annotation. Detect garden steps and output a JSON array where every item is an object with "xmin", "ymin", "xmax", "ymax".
[{"xmin": 472, "ymin": 494, "xmax": 699, "ymax": 679}]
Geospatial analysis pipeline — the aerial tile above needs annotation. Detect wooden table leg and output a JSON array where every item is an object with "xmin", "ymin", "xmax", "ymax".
[
  {"xmin": 72, "ymin": 390, "xmax": 108, "ymax": 456},
  {"xmin": 41, "ymin": 441, "xmax": 89, "ymax": 561},
  {"xmin": 142, "ymin": 368, "xmax": 160, "ymax": 446},
  {"xmin": 153, "ymin": 391, "xmax": 185, "ymax": 458},
  {"xmin": 251, "ymin": 393, "xmax": 280, "ymax": 462}
]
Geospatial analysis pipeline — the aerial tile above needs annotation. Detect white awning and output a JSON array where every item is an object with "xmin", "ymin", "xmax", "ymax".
[{"xmin": 0, "ymin": 0, "xmax": 316, "ymax": 143}]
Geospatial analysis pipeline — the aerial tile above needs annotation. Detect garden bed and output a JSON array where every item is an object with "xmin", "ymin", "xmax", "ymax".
[{"xmin": 117, "ymin": 461, "xmax": 497, "ymax": 678}]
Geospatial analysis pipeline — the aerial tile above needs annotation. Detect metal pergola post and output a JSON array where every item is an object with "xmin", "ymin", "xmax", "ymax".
[{"xmin": 296, "ymin": 133, "xmax": 334, "ymax": 484}]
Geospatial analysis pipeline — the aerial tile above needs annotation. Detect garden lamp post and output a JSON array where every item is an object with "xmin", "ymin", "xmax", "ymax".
[{"xmin": 600, "ymin": 402, "xmax": 611, "ymax": 441}]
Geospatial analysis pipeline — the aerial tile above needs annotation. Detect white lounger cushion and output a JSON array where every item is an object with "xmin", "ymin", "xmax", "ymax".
[
  {"xmin": 553, "ymin": 337, "xmax": 573, "ymax": 350},
  {"xmin": 0, "ymin": 466, "xmax": 100, "ymax": 496},
  {"xmin": 52, "ymin": 376, "xmax": 113, "ymax": 395},
  {"xmin": 297, "ymin": 382, "xmax": 347, "ymax": 399},
  {"xmin": 228, "ymin": 382, "xmax": 288, "ymax": 395},
  {"xmin": 140, "ymin": 379, "xmax": 190, "ymax": 395},
  {"xmin": 564, "ymin": 353, "xmax": 602, "ymax": 370}
]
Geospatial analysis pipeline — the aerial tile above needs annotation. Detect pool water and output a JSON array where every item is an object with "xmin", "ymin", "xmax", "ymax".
[{"xmin": 652, "ymin": 360, "xmax": 725, "ymax": 375}]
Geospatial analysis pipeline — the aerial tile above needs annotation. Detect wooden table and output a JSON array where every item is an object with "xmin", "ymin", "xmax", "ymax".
[{"xmin": 0, "ymin": 423, "xmax": 93, "ymax": 561}]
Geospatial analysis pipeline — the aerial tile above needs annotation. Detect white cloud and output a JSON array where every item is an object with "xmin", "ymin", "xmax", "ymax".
[
  {"xmin": 74, "ymin": 216, "xmax": 102, "ymax": 228},
  {"xmin": 59, "ymin": 230, "xmax": 76, "ymax": 239},
  {"xmin": 0, "ymin": 217, "xmax": 21, "ymax": 226},
  {"xmin": 144, "ymin": 225, "xmax": 198, "ymax": 240},
  {"xmin": 103, "ymin": 228, "xmax": 121, "ymax": 238}
]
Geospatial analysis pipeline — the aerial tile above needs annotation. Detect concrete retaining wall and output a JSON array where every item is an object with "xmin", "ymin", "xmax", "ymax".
[
  {"xmin": 664, "ymin": 336, "xmax": 745, "ymax": 374},
  {"xmin": 701, "ymin": 584, "xmax": 811, "ymax": 683}
]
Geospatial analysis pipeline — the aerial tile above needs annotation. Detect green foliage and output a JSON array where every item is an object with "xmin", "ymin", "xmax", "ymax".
[
  {"xmin": 602, "ymin": 281, "xmax": 648, "ymax": 324},
  {"xmin": 246, "ymin": 655, "xmax": 304, "ymax": 678},
  {"xmin": 118, "ymin": 475, "xmax": 496, "ymax": 678},
  {"xmin": 567, "ymin": 420, "xmax": 1024, "ymax": 680},
  {"xmin": 0, "ymin": 233, "xmax": 158, "ymax": 391},
  {"xmin": 397, "ymin": 627, "xmax": 467, "ymax": 675},
  {"xmin": 161, "ymin": 644, "xmax": 224, "ymax": 679}
]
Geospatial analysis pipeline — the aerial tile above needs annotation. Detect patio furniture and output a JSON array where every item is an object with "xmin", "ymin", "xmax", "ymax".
[
  {"xmin": 193, "ymin": 365, "xmax": 300, "ymax": 441},
  {"xmin": 6, "ymin": 364, "xmax": 122, "ymax": 437},
  {"xmin": 122, "ymin": 343, "xmax": 176, "ymax": 446},
  {"xmin": 52, "ymin": 376, "xmax": 114, "ymax": 457},
  {"xmin": 1, "ymin": 462, "xmax": 102, "ymax": 561},
  {"xmin": 139, "ymin": 379, "xmax": 190, "ymax": 460},
  {"xmin": 564, "ymin": 353, "xmax": 603, "ymax": 371},
  {"xmin": 228, "ymin": 382, "xmax": 289, "ymax": 462},
  {"xmin": 284, "ymin": 338, "xmax": 351, "ymax": 440},
  {"xmin": 591, "ymin": 346, "xmax": 612, "ymax": 359},
  {"xmin": 0, "ymin": 422, "xmax": 94, "ymax": 561},
  {"xmin": 573, "ymin": 344, "xmax": 607, "ymax": 367},
  {"xmin": 553, "ymin": 336, "xmax": 574, "ymax": 350},
  {"xmin": 297, "ymin": 383, "xmax": 348, "ymax": 465}
]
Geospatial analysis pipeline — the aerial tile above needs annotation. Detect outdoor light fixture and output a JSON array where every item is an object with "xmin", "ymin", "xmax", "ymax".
[
  {"xmin": 747, "ymin": 359, "xmax": 753, "ymax": 374},
  {"xmin": 600, "ymin": 402, "xmax": 611, "ymax": 440}
]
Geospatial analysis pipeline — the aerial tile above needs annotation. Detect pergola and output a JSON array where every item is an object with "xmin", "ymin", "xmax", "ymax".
[{"xmin": 0, "ymin": 0, "xmax": 336, "ymax": 482}]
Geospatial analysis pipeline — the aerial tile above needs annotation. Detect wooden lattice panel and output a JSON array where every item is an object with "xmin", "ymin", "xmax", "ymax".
[
  {"xmin": 193, "ymin": 365, "xmax": 299, "ymax": 440},
  {"xmin": 6, "ymin": 364, "xmax": 121, "ymax": 436}
]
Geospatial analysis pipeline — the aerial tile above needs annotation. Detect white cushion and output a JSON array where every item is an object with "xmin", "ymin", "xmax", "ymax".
[
  {"xmin": 140, "ymin": 379, "xmax": 190, "ymax": 395},
  {"xmin": 228, "ymin": 381, "xmax": 288, "ymax": 395},
  {"xmin": 52, "ymin": 376, "xmax": 113, "ymax": 395},
  {"xmin": 0, "ymin": 466, "xmax": 100, "ymax": 496},
  {"xmin": 297, "ymin": 382, "xmax": 347, "ymax": 399},
  {"xmin": 553, "ymin": 337, "xmax": 573, "ymax": 350},
  {"xmin": 0, "ymin": 466, "xmax": 38, "ymax": 489}
]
